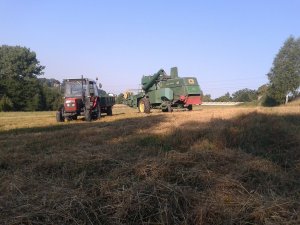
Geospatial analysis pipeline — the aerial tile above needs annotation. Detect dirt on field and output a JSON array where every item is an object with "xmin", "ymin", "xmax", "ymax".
[{"xmin": 0, "ymin": 105, "xmax": 299, "ymax": 225}]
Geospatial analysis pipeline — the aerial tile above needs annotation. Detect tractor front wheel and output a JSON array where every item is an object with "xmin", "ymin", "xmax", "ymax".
[
  {"xmin": 138, "ymin": 98, "xmax": 150, "ymax": 113},
  {"xmin": 56, "ymin": 107, "xmax": 65, "ymax": 122}
]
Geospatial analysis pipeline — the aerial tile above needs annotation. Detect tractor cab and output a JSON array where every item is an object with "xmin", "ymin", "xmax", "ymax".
[
  {"xmin": 56, "ymin": 78, "xmax": 102, "ymax": 122},
  {"xmin": 64, "ymin": 79, "xmax": 99, "ymax": 98}
]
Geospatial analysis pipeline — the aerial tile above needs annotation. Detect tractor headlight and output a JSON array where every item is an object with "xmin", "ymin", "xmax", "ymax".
[{"xmin": 65, "ymin": 100, "xmax": 75, "ymax": 107}]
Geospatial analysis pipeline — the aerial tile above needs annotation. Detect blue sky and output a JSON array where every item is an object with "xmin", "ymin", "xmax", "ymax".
[{"xmin": 1, "ymin": 0, "xmax": 299, "ymax": 98}]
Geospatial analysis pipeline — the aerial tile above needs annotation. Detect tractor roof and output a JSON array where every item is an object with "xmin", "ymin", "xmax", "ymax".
[{"xmin": 63, "ymin": 78, "xmax": 95, "ymax": 83}]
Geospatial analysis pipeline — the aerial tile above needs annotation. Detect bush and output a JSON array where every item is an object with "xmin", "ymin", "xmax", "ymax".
[
  {"xmin": 261, "ymin": 94, "xmax": 280, "ymax": 106},
  {"xmin": 0, "ymin": 95, "xmax": 13, "ymax": 111}
]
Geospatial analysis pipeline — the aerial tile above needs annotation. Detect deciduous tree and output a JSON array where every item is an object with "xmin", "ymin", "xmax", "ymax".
[
  {"xmin": 116, "ymin": 93, "xmax": 125, "ymax": 104},
  {"xmin": 214, "ymin": 92, "xmax": 232, "ymax": 102},
  {"xmin": 267, "ymin": 36, "xmax": 300, "ymax": 104},
  {"xmin": 202, "ymin": 94, "xmax": 212, "ymax": 102},
  {"xmin": 0, "ymin": 45, "xmax": 45, "ymax": 110},
  {"xmin": 232, "ymin": 88, "xmax": 257, "ymax": 102}
]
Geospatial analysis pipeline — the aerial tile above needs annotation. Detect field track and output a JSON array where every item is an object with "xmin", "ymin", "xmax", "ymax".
[{"xmin": 0, "ymin": 104, "xmax": 299, "ymax": 131}]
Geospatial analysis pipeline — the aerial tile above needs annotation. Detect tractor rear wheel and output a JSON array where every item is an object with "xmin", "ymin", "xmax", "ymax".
[
  {"xmin": 96, "ymin": 104, "xmax": 101, "ymax": 119},
  {"xmin": 85, "ymin": 110, "xmax": 92, "ymax": 122},
  {"xmin": 138, "ymin": 98, "xmax": 150, "ymax": 113},
  {"xmin": 187, "ymin": 105, "xmax": 193, "ymax": 111},
  {"xmin": 92, "ymin": 104, "xmax": 101, "ymax": 120}
]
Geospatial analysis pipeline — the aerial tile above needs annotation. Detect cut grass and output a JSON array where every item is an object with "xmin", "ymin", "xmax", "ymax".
[{"xmin": 0, "ymin": 105, "xmax": 299, "ymax": 224}]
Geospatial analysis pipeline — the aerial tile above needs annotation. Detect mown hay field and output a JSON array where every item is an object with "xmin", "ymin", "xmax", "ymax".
[{"xmin": 0, "ymin": 105, "xmax": 300, "ymax": 225}]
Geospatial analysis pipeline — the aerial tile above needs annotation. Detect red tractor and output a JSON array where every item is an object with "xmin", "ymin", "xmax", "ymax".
[{"xmin": 56, "ymin": 78, "xmax": 115, "ymax": 122}]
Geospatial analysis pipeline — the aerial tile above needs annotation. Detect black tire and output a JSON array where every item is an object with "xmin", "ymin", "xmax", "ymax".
[
  {"xmin": 85, "ymin": 110, "xmax": 92, "ymax": 122},
  {"xmin": 56, "ymin": 109, "xmax": 64, "ymax": 122},
  {"xmin": 107, "ymin": 106, "xmax": 112, "ymax": 116},
  {"xmin": 167, "ymin": 104, "xmax": 173, "ymax": 112},
  {"xmin": 138, "ymin": 98, "xmax": 150, "ymax": 113},
  {"xmin": 187, "ymin": 105, "xmax": 193, "ymax": 111},
  {"xmin": 96, "ymin": 104, "xmax": 101, "ymax": 119},
  {"xmin": 162, "ymin": 103, "xmax": 173, "ymax": 112}
]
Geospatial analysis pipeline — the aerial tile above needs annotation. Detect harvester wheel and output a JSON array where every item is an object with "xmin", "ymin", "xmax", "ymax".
[
  {"xmin": 187, "ymin": 105, "xmax": 193, "ymax": 111},
  {"xmin": 139, "ymin": 98, "xmax": 150, "ymax": 113},
  {"xmin": 107, "ymin": 106, "xmax": 112, "ymax": 116},
  {"xmin": 167, "ymin": 104, "xmax": 173, "ymax": 112},
  {"xmin": 162, "ymin": 103, "xmax": 173, "ymax": 112}
]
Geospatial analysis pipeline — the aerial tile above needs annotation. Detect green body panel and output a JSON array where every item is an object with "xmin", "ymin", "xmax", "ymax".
[
  {"xmin": 148, "ymin": 88, "xmax": 174, "ymax": 104},
  {"xmin": 160, "ymin": 77, "xmax": 201, "ymax": 99},
  {"xmin": 185, "ymin": 85, "xmax": 201, "ymax": 94},
  {"xmin": 142, "ymin": 69, "xmax": 166, "ymax": 91},
  {"xmin": 142, "ymin": 76, "xmax": 158, "ymax": 92}
]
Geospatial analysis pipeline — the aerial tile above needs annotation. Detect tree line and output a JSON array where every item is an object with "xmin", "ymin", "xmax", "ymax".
[
  {"xmin": 0, "ymin": 45, "xmax": 61, "ymax": 111},
  {"xmin": 1, "ymin": 36, "xmax": 300, "ymax": 111}
]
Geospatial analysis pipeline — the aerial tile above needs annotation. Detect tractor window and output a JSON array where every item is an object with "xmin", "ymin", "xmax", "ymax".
[
  {"xmin": 89, "ymin": 82, "xmax": 94, "ymax": 96},
  {"xmin": 65, "ymin": 81, "xmax": 87, "ymax": 97}
]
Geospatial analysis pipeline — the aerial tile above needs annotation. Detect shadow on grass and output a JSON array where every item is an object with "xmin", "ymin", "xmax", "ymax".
[
  {"xmin": 181, "ymin": 112, "xmax": 300, "ymax": 168},
  {"xmin": 0, "ymin": 112, "xmax": 299, "ymax": 225}
]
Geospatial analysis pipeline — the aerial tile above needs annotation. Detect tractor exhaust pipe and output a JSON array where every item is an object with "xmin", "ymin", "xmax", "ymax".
[{"xmin": 81, "ymin": 75, "xmax": 85, "ymax": 103}]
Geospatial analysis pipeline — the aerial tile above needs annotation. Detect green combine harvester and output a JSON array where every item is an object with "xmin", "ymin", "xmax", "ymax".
[{"xmin": 124, "ymin": 67, "xmax": 202, "ymax": 113}]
